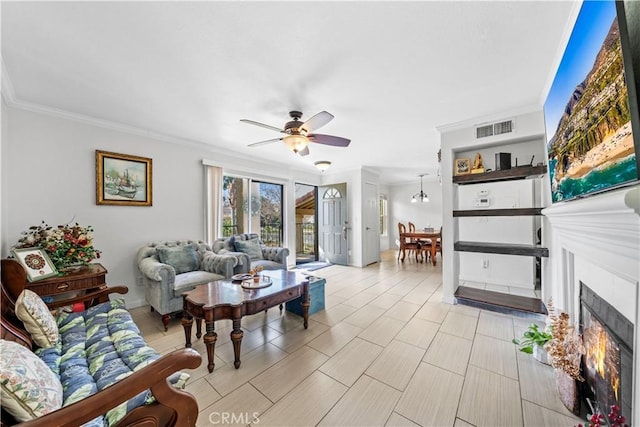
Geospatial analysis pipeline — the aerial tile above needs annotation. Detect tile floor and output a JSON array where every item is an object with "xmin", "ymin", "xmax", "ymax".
[
  {"xmin": 130, "ymin": 250, "xmax": 583, "ymax": 427},
  {"xmin": 460, "ymin": 281, "xmax": 542, "ymax": 299}
]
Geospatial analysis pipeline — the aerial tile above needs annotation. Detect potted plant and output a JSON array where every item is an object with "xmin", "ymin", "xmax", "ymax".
[
  {"xmin": 512, "ymin": 323, "xmax": 552, "ymax": 364},
  {"xmin": 544, "ymin": 300, "xmax": 585, "ymax": 415}
]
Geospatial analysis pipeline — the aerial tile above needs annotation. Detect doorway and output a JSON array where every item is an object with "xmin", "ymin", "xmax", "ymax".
[
  {"xmin": 318, "ymin": 183, "xmax": 348, "ymax": 265},
  {"xmin": 363, "ymin": 182, "xmax": 380, "ymax": 265},
  {"xmin": 294, "ymin": 183, "xmax": 317, "ymax": 265}
]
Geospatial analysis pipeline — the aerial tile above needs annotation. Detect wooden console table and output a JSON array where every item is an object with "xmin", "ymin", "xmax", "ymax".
[{"xmin": 26, "ymin": 263, "xmax": 108, "ymax": 301}]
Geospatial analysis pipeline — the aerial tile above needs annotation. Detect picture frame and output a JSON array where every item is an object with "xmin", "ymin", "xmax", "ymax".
[
  {"xmin": 454, "ymin": 158, "xmax": 471, "ymax": 175},
  {"xmin": 11, "ymin": 247, "xmax": 58, "ymax": 282},
  {"xmin": 96, "ymin": 150, "xmax": 152, "ymax": 206}
]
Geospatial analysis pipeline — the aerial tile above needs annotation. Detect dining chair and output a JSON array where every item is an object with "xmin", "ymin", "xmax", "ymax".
[
  {"xmin": 398, "ymin": 222, "xmax": 421, "ymax": 262},
  {"xmin": 409, "ymin": 221, "xmax": 432, "ymax": 262}
]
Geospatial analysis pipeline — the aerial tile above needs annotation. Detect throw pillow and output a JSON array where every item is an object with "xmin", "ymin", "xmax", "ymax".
[
  {"xmin": 235, "ymin": 239, "xmax": 264, "ymax": 261},
  {"xmin": 225, "ymin": 235, "xmax": 236, "ymax": 251},
  {"xmin": 15, "ymin": 289, "xmax": 59, "ymax": 348},
  {"xmin": 157, "ymin": 244, "xmax": 199, "ymax": 274},
  {"xmin": 234, "ymin": 238, "xmax": 264, "ymax": 261},
  {"xmin": 0, "ymin": 339, "xmax": 63, "ymax": 421}
]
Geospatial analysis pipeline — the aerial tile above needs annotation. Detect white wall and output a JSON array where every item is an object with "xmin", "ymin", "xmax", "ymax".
[
  {"xmin": 1, "ymin": 100, "xmax": 6, "ymax": 253},
  {"xmin": 2, "ymin": 106, "xmax": 326, "ymax": 308}
]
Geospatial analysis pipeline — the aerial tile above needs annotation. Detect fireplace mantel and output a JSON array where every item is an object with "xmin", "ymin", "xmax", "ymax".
[{"xmin": 542, "ymin": 186, "xmax": 640, "ymax": 283}]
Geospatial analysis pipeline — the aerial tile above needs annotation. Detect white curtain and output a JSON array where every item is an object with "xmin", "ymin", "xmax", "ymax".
[{"xmin": 204, "ymin": 164, "xmax": 223, "ymax": 243}]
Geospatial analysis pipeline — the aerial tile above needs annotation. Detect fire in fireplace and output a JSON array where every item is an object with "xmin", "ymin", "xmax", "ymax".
[
  {"xmin": 582, "ymin": 310, "xmax": 621, "ymax": 411},
  {"xmin": 580, "ymin": 283, "xmax": 634, "ymax": 422}
]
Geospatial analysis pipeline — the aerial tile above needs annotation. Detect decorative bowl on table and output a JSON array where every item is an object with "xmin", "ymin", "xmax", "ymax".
[{"xmin": 241, "ymin": 276, "xmax": 272, "ymax": 289}]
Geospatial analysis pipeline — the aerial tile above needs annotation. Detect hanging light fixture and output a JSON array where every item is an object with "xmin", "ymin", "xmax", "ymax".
[
  {"xmin": 283, "ymin": 134, "xmax": 309, "ymax": 153},
  {"xmin": 314, "ymin": 160, "xmax": 331, "ymax": 172},
  {"xmin": 411, "ymin": 173, "xmax": 429, "ymax": 203}
]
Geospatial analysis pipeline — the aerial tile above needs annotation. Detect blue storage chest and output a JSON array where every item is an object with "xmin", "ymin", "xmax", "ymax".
[{"xmin": 286, "ymin": 276, "xmax": 326, "ymax": 316}]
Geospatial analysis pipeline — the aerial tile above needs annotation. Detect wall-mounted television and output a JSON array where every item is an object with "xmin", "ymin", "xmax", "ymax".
[{"xmin": 544, "ymin": 0, "xmax": 640, "ymax": 203}]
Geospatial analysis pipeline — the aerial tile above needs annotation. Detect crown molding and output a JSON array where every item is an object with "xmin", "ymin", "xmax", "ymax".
[
  {"xmin": 435, "ymin": 103, "xmax": 541, "ymax": 134},
  {"xmin": 3, "ymin": 65, "xmax": 334, "ymax": 182},
  {"xmin": 0, "ymin": 59, "xmax": 240, "ymax": 156},
  {"xmin": 8, "ymin": 97, "xmax": 222, "ymax": 152},
  {"xmin": 1, "ymin": 62, "xmax": 318, "ymax": 175}
]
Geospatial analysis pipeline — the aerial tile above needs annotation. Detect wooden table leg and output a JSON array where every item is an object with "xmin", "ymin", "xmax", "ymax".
[
  {"xmin": 230, "ymin": 315, "xmax": 243, "ymax": 369},
  {"xmin": 203, "ymin": 320, "xmax": 217, "ymax": 373},
  {"xmin": 195, "ymin": 318, "xmax": 202, "ymax": 339},
  {"xmin": 431, "ymin": 241, "xmax": 437, "ymax": 266},
  {"xmin": 182, "ymin": 314, "xmax": 193, "ymax": 348},
  {"xmin": 302, "ymin": 281, "xmax": 310, "ymax": 329}
]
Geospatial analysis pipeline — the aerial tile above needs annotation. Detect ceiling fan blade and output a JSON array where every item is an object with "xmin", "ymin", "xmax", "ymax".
[
  {"xmin": 300, "ymin": 111, "xmax": 334, "ymax": 133},
  {"xmin": 240, "ymin": 119, "xmax": 285, "ymax": 133},
  {"xmin": 308, "ymin": 133, "xmax": 351, "ymax": 147},
  {"xmin": 297, "ymin": 146, "xmax": 310, "ymax": 156},
  {"xmin": 248, "ymin": 137, "xmax": 283, "ymax": 147}
]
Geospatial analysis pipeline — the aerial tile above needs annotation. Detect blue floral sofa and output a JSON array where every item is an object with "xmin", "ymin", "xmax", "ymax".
[{"xmin": 0, "ymin": 259, "xmax": 201, "ymax": 427}]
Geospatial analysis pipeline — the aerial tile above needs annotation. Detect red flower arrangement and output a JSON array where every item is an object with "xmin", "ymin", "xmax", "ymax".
[
  {"xmin": 577, "ymin": 404, "xmax": 628, "ymax": 427},
  {"xmin": 13, "ymin": 221, "xmax": 101, "ymax": 270}
]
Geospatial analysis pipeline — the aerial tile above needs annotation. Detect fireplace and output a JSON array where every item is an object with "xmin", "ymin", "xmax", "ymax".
[{"xmin": 580, "ymin": 282, "xmax": 634, "ymax": 421}]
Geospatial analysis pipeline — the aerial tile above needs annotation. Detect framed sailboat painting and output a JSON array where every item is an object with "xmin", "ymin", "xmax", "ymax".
[{"xmin": 96, "ymin": 150, "xmax": 152, "ymax": 206}]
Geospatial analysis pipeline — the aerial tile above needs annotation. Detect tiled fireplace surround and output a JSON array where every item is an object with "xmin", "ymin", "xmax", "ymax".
[{"xmin": 543, "ymin": 186, "xmax": 639, "ymax": 425}]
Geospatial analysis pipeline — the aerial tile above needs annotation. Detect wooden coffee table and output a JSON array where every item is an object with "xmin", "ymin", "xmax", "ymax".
[{"xmin": 181, "ymin": 270, "xmax": 310, "ymax": 372}]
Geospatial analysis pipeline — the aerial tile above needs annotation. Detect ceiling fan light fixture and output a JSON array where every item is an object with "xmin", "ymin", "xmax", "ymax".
[
  {"xmin": 283, "ymin": 134, "xmax": 308, "ymax": 153},
  {"xmin": 314, "ymin": 160, "xmax": 331, "ymax": 172},
  {"xmin": 411, "ymin": 174, "xmax": 429, "ymax": 203}
]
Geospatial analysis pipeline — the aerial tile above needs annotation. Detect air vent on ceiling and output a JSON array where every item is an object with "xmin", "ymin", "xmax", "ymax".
[
  {"xmin": 494, "ymin": 120, "xmax": 513, "ymax": 135},
  {"xmin": 476, "ymin": 124, "xmax": 494, "ymax": 139},
  {"xmin": 476, "ymin": 119, "xmax": 515, "ymax": 139}
]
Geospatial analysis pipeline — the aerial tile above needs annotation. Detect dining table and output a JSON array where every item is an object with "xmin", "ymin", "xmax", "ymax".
[{"xmin": 399, "ymin": 230, "xmax": 441, "ymax": 265}]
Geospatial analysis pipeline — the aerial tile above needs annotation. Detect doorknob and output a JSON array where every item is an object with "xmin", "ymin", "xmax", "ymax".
[
  {"xmin": 366, "ymin": 227, "xmax": 371, "ymax": 230},
  {"xmin": 342, "ymin": 221, "xmax": 349, "ymax": 240}
]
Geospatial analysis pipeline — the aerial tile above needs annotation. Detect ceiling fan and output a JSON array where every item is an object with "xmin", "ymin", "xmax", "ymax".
[{"xmin": 241, "ymin": 111, "xmax": 350, "ymax": 156}]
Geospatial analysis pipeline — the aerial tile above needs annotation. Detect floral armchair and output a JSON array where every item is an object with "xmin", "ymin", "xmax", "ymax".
[
  {"xmin": 136, "ymin": 240, "xmax": 237, "ymax": 330},
  {"xmin": 211, "ymin": 233, "xmax": 289, "ymax": 274}
]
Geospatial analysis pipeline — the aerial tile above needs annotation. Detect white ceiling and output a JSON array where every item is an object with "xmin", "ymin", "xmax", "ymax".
[{"xmin": 1, "ymin": 1, "xmax": 577, "ymax": 185}]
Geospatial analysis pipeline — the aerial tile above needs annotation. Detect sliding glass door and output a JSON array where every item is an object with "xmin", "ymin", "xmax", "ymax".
[
  {"xmin": 222, "ymin": 175, "xmax": 283, "ymax": 246},
  {"xmin": 295, "ymin": 183, "xmax": 317, "ymax": 264}
]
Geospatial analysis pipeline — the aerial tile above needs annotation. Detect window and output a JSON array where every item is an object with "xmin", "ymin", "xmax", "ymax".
[
  {"xmin": 253, "ymin": 180, "xmax": 283, "ymax": 246},
  {"xmin": 323, "ymin": 187, "xmax": 341, "ymax": 199},
  {"xmin": 379, "ymin": 196, "xmax": 388, "ymax": 236},
  {"xmin": 222, "ymin": 175, "xmax": 283, "ymax": 246}
]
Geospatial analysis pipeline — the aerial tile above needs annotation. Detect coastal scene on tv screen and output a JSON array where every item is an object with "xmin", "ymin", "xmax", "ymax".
[{"xmin": 544, "ymin": 0, "xmax": 637, "ymax": 202}]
